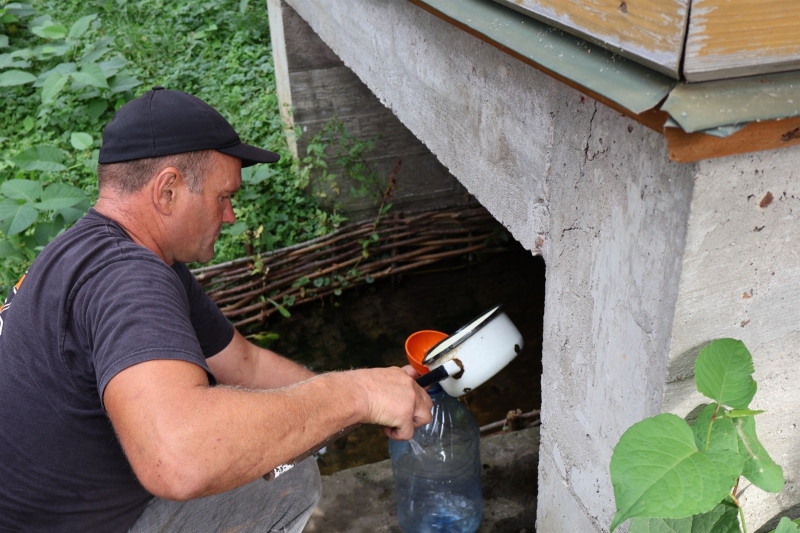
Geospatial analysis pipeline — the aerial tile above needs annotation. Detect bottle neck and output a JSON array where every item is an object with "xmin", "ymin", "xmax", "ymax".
[{"xmin": 426, "ymin": 383, "xmax": 446, "ymax": 399}]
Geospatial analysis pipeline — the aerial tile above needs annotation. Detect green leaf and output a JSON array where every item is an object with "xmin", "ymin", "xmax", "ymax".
[
  {"xmin": 628, "ymin": 501, "xmax": 740, "ymax": 533},
  {"xmin": 695, "ymin": 339, "xmax": 757, "ymax": 409},
  {"xmin": 2, "ymin": 179, "xmax": 42, "ymax": 202},
  {"xmin": 85, "ymin": 98, "xmax": 108, "ymax": 120},
  {"xmin": 31, "ymin": 23, "xmax": 68, "ymax": 40},
  {"xmin": 33, "ymin": 216, "xmax": 65, "ymax": 246},
  {"xmin": 774, "ymin": 517, "xmax": 800, "ymax": 533},
  {"xmin": 22, "ymin": 116, "xmax": 34, "ymax": 132},
  {"xmin": 34, "ymin": 62, "xmax": 76, "ymax": 87},
  {"xmin": 68, "ymin": 14, "xmax": 97, "ymax": 39},
  {"xmin": 0, "ymin": 35, "xmax": 6, "ymax": 49},
  {"xmin": 0, "ymin": 52, "xmax": 31, "ymax": 69},
  {"xmin": 725, "ymin": 409, "xmax": 764, "ymax": 418},
  {"xmin": 70, "ymin": 132, "xmax": 93, "ymax": 150},
  {"xmin": 108, "ymin": 72, "xmax": 141, "ymax": 93},
  {"xmin": 267, "ymin": 298, "xmax": 291, "ymax": 319},
  {"xmin": 0, "ymin": 200, "xmax": 39, "ymax": 236},
  {"xmin": 0, "ymin": 69, "xmax": 36, "ymax": 87},
  {"xmin": 97, "ymin": 56, "xmax": 126, "ymax": 78},
  {"xmin": 610, "ymin": 414, "xmax": 743, "ymax": 532},
  {"xmin": 691, "ymin": 403, "xmax": 738, "ymax": 453},
  {"xmin": 40, "ymin": 183, "xmax": 86, "ymax": 207},
  {"xmin": 10, "ymin": 146, "xmax": 65, "ymax": 172},
  {"xmin": 735, "ymin": 415, "xmax": 784, "ymax": 492},
  {"xmin": 41, "ymin": 71, "xmax": 68, "ymax": 103},
  {"xmin": 0, "ymin": 239, "xmax": 23, "ymax": 259},
  {"xmin": 5, "ymin": 3, "xmax": 37, "ymax": 17},
  {"xmin": 71, "ymin": 62, "xmax": 108, "ymax": 88}
]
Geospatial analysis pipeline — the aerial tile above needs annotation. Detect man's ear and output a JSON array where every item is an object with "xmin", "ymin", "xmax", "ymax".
[{"xmin": 152, "ymin": 167, "xmax": 182, "ymax": 215}]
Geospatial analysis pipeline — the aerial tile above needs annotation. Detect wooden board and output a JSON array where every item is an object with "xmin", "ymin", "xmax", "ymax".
[
  {"xmin": 684, "ymin": 0, "xmax": 800, "ymax": 82},
  {"xmin": 665, "ymin": 116, "xmax": 800, "ymax": 162},
  {"xmin": 492, "ymin": 0, "xmax": 689, "ymax": 78}
]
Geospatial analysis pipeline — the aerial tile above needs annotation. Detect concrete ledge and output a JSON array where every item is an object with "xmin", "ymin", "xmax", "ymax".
[{"xmin": 303, "ymin": 426, "xmax": 540, "ymax": 533}]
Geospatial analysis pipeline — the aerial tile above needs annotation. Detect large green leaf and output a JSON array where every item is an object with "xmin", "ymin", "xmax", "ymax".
[
  {"xmin": 68, "ymin": 14, "xmax": 97, "ymax": 39},
  {"xmin": 71, "ymin": 62, "xmax": 108, "ymax": 88},
  {"xmin": 628, "ymin": 501, "xmax": 740, "ymax": 533},
  {"xmin": 10, "ymin": 146, "xmax": 66, "ymax": 172},
  {"xmin": 41, "ymin": 71, "xmax": 68, "ymax": 103},
  {"xmin": 0, "ymin": 35, "xmax": 7, "ymax": 49},
  {"xmin": 773, "ymin": 517, "xmax": 800, "ymax": 533},
  {"xmin": 692, "ymin": 403, "xmax": 738, "ymax": 453},
  {"xmin": 735, "ymin": 416, "xmax": 784, "ymax": 492},
  {"xmin": 33, "ymin": 216, "xmax": 65, "ymax": 246},
  {"xmin": 0, "ymin": 52, "xmax": 30, "ymax": 69},
  {"xmin": 5, "ymin": 3, "xmax": 37, "ymax": 17},
  {"xmin": 610, "ymin": 414, "xmax": 743, "ymax": 531},
  {"xmin": 97, "ymin": 57, "xmax": 127, "ymax": 78},
  {"xmin": 0, "ymin": 200, "xmax": 39, "ymax": 236},
  {"xmin": 36, "ymin": 183, "xmax": 86, "ymax": 211},
  {"xmin": 2, "ymin": 179, "xmax": 42, "ymax": 202},
  {"xmin": 695, "ymin": 339, "xmax": 757, "ymax": 409},
  {"xmin": 31, "ymin": 22, "xmax": 67, "ymax": 40},
  {"xmin": 108, "ymin": 72, "xmax": 141, "ymax": 93},
  {"xmin": 0, "ymin": 69, "xmax": 36, "ymax": 87},
  {"xmin": 69, "ymin": 132, "xmax": 93, "ymax": 150},
  {"xmin": 0, "ymin": 239, "xmax": 23, "ymax": 259}
]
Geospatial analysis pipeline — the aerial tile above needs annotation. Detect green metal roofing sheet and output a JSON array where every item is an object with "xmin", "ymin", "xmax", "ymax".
[
  {"xmin": 662, "ymin": 71, "xmax": 800, "ymax": 133},
  {"xmin": 412, "ymin": 0, "xmax": 800, "ymax": 135},
  {"xmin": 414, "ymin": 0, "xmax": 676, "ymax": 115}
]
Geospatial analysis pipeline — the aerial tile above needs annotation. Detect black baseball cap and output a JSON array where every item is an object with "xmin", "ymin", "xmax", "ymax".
[{"xmin": 98, "ymin": 86, "xmax": 280, "ymax": 167}]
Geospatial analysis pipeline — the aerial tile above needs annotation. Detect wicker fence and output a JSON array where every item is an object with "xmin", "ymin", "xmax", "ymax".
[{"xmin": 192, "ymin": 206, "xmax": 509, "ymax": 328}]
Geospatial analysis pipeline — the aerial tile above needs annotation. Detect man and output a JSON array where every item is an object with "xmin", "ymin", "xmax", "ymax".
[{"xmin": 0, "ymin": 87, "xmax": 432, "ymax": 532}]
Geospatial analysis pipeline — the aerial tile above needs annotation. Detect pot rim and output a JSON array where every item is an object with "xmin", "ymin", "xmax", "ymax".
[{"xmin": 422, "ymin": 304, "xmax": 504, "ymax": 366}]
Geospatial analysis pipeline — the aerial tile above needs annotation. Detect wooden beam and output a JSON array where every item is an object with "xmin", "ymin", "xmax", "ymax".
[
  {"xmin": 665, "ymin": 117, "xmax": 800, "ymax": 162},
  {"xmin": 684, "ymin": 0, "xmax": 800, "ymax": 82}
]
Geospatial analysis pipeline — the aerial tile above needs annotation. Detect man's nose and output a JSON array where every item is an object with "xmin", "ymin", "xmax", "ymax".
[{"xmin": 222, "ymin": 200, "xmax": 236, "ymax": 224}]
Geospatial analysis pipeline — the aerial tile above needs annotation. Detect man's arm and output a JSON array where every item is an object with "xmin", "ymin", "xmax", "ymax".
[
  {"xmin": 104, "ymin": 355, "xmax": 431, "ymax": 502},
  {"xmin": 206, "ymin": 329, "xmax": 315, "ymax": 389}
]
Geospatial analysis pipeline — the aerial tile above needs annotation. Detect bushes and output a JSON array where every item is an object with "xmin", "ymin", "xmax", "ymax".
[{"xmin": 0, "ymin": 0, "xmax": 337, "ymax": 294}]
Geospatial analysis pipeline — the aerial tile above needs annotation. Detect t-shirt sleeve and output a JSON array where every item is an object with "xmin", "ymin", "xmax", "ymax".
[
  {"xmin": 73, "ymin": 257, "xmax": 216, "ymax": 407},
  {"xmin": 172, "ymin": 262, "xmax": 234, "ymax": 358}
]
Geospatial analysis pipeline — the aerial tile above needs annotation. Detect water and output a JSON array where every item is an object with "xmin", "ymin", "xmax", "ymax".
[{"xmin": 392, "ymin": 444, "xmax": 483, "ymax": 532}]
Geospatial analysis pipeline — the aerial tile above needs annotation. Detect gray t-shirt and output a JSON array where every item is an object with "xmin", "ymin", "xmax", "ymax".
[{"xmin": 0, "ymin": 209, "xmax": 234, "ymax": 532}]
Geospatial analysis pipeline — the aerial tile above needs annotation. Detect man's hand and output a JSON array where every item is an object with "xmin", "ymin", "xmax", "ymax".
[{"xmin": 350, "ymin": 366, "xmax": 432, "ymax": 440}]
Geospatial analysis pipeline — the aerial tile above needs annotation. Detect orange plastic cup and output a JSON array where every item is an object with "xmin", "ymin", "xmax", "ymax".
[{"xmin": 404, "ymin": 330, "xmax": 448, "ymax": 375}]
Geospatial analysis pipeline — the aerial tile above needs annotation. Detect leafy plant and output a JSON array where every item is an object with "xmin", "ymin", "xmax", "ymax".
[{"xmin": 610, "ymin": 338, "xmax": 788, "ymax": 533}]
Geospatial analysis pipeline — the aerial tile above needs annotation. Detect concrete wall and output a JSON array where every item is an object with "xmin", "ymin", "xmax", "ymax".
[{"xmin": 280, "ymin": 0, "xmax": 800, "ymax": 530}]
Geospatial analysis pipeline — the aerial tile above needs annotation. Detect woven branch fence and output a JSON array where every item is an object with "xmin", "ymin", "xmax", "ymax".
[{"xmin": 192, "ymin": 206, "xmax": 509, "ymax": 328}]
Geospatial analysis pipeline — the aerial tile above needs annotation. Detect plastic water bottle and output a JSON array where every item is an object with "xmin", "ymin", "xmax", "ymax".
[{"xmin": 389, "ymin": 384, "xmax": 483, "ymax": 533}]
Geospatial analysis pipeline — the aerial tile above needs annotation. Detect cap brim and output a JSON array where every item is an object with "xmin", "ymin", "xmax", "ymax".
[{"xmin": 218, "ymin": 142, "xmax": 280, "ymax": 167}]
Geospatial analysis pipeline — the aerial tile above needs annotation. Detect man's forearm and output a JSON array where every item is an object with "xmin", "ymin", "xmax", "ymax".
[
  {"xmin": 105, "ymin": 359, "xmax": 431, "ymax": 501},
  {"xmin": 207, "ymin": 329, "xmax": 316, "ymax": 389}
]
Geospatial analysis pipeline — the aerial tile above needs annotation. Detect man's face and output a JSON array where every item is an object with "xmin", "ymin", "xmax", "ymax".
[{"xmin": 171, "ymin": 151, "xmax": 242, "ymax": 264}]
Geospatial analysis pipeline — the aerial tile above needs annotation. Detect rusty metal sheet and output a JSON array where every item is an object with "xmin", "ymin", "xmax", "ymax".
[
  {"xmin": 662, "ymin": 71, "xmax": 800, "ymax": 133},
  {"xmin": 412, "ymin": 0, "xmax": 675, "ymax": 114}
]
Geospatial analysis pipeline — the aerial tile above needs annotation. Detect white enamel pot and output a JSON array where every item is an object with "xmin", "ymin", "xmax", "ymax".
[{"xmin": 415, "ymin": 305, "xmax": 523, "ymax": 397}]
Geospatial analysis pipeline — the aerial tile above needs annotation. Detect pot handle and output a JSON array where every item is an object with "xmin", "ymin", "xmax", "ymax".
[{"xmin": 414, "ymin": 365, "xmax": 450, "ymax": 388}]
